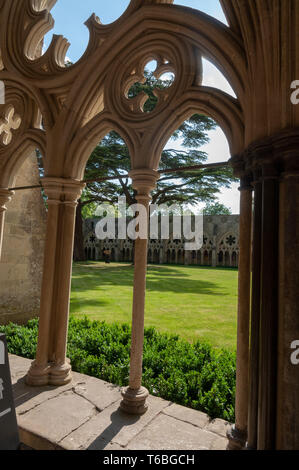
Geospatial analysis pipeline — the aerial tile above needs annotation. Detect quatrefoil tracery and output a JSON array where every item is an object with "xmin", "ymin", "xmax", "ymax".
[
  {"xmin": 0, "ymin": 105, "xmax": 21, "ymax": 145},
  {"xmin": 123, "ymin": 56, "xmax": 176, "ymax": 113},
  {"xmin": 226, "ymin": 235, "xmax": 236, "ymax": 246}
]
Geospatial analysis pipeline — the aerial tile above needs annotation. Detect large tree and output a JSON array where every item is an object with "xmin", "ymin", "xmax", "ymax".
[
  {"xmin": 202, "ymin": 202, "xmax": 233, "ymax": 215},
  {"xmin": 74, "ymin": 71, "xmax": 236, "ymax": 260}
]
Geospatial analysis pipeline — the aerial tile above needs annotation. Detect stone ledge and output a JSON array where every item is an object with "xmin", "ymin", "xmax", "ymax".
[{"xmin": 9, "ymin": 354, "xmax": 230, "ymax": 451}]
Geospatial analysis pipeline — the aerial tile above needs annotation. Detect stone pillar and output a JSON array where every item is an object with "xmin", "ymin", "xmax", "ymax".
[
  {"xmin": 276, "ymin": 156, "xmax": 299, "ymax": 449},
  {"xmin": 26, "ymin": 178, "xmax": 85, "ymax": 387},
  {"xmin": 231, "ymin": 131, "xmax": 299, "ymax": 450},
  {"xmin": 247, "ymin": 172, "xmax": 262, "ymax": 450},
  {"xmin": 0, "ymin": 189, "xmax": 13, "ymax": 259},
  {"xmin": 159, "ymin": 248, "xmax": 163, "ymax": 264},
  {"xmin": 227, "ymin": 179, "xmax": 252, "ymax": 450},
  {"xmin": 257, "ymin": 163, "xmax": 279, "ymax": 450},
  {"xmin": 120, "ymin": 169, "xmax": 158, "ymax": 415},
  {"xmin": 211, "ymin": 237, "xmax": 217, "ymax": 267},
  {"xmin": 184, "ymin": 251, "xmax": 190, "ymax": 265}
]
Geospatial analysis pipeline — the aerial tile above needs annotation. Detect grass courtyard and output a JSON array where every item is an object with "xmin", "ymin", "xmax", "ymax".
[{"xmin": 70, "ymin": 262, "xmax": 238, "ymax": 350}]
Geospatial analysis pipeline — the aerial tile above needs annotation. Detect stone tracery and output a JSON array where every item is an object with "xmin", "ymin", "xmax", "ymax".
[{"xmin": 0, "ymin": 105, "xmax": 21, "ymax": 145}]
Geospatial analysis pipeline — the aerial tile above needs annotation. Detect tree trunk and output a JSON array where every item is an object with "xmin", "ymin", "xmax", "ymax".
[{"xmin": 73, "ymin": 199, "xmax": 86, "ymax": 261}]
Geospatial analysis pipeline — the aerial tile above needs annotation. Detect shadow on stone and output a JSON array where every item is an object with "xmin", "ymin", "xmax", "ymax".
[
  {"xmin": 87, "ymin": 409, "xmax": 140, "ymax": 450},
  {"xmin": 12, "ymin": 375, "xmax": 68, "ymax": 410}
]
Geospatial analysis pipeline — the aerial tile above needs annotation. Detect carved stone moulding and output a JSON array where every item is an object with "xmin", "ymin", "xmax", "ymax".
[
  {"xmin": 0, "ymin": 104, "xmax": 21, "ymax": 145},
  {"xmin": 0, "ymin": 84, "xmax": 40, "ymax": 149},
  {"xmin": 105, "ymin": 31, "xmax": 202, "ymax": 123},
  {"xmin": 230, "ymin": 128, "xmax": 299, "ymax": 182}
]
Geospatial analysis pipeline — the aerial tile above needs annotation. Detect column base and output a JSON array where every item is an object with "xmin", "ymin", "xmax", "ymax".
[
  {"xmin": 26, "ymin": 359, "xmax": 72, "ymax": 387},
  {"xmin": 227, "ymin": 424, "xmax": 247, "ymax": 450},
  {"xmin": 49, "ymin": 361, "xmax": 72, "ymax": 386},
  {"xmin": 119, "ymin": 386, "xmax": 149, "ymax": 415},
  {"xmin": 25, "ymin": 361, "xmax": 51, "ymax": 386}
]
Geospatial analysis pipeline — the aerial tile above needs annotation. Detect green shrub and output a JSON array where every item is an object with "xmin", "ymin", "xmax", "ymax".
[{"xmin": 0, "ymin": 316, "xmax": 236, "ymax": 421}]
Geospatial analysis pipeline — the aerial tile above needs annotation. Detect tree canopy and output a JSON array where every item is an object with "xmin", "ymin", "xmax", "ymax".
[{"xmin": 202, "ymin": 202, "xmax": 233, "ymax": 215}]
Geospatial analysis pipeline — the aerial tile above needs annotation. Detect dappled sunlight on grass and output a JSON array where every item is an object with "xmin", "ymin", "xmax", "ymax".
[{"xmin": 71, "ymin": 262, "xmax": 238, "ymax": 349}]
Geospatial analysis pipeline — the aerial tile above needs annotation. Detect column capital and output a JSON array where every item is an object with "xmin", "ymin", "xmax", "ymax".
[
  {"xmin": 239, "ymin": 176, "xmax": 253, "ymax": 192},
  {"xmin": 41, "ymin": 177, "xmax": 85, "ymax": 204},
  {"xmin": 281, "ymin": 170, "xmax": 299, "ymax": 180},
  {"xmin": 235, "ymin": 128, "xmax": 299, "ymax": 176},
  {"xmin": 229, "ymin": 154, "xmax": 253, "ymax": 181},
  {"xmin": 129, "ymin": 169, "xmax": 159, "ymax": 198},
  {"xmin": 260, "ymin": 160, "xmax": 279, "ymax": 181},
  {"xmin": 0, "ymin": 188, "xmax": 14, "ymax": 211},
  {"xmin": 280, "ymin": 152, "xmax": 299, "ymax": 178}
]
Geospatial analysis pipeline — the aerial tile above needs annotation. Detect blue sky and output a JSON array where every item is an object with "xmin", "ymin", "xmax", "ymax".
[
  {"xmin": 44, "ymin": 1, "xmax": 239, "ymax": 213},
  {"xmin": 45, "ymin": 1, "xmax": 226, "ymax": 61}
]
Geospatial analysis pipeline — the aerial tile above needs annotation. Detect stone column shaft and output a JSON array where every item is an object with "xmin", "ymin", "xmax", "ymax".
[
  {"xmin": 33, "ymin": 200, "xmax": 60, "ymax": 379},
  {"xmin": 231, "ymin": 131, "xmax": 299, "ymax": 450},
  {"xmin": 247, "ymin": 178, "xmax": 262, "ymax": 450},
  {"xmin": 27, "ymin": 178, "xmax": 85, "ymax": 387},
  {"xmin": 228, "ymin": 183, "xmax": 252, "ymax": 449},
  {"xmin": 257, "ymin": 169, "xmax": 279, "ymax": 450},
  {"xmin": 129, "ymin": 203, "xmax": 149, "ymax": 389},
  {"xmin": 276, "ymin": 167, "xmax": 299, "ymax": 449},
  {"xmin": 49, "ymin": 201, "xmax": 78, "ymax": 384},
  {"xmin": 120, "ymin": 169, "xmax": 158, "ymax": 415}
]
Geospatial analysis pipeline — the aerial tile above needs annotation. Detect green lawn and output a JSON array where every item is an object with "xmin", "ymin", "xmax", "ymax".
[{"xmin": 70, "ymin": 262, "xmax": 238, "ymax": 350}]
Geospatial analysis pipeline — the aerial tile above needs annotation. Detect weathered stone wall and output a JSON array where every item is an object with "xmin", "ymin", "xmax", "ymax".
[{"xmin": 0, "ymin": 153, "xmax": 46, "ymax": 324}]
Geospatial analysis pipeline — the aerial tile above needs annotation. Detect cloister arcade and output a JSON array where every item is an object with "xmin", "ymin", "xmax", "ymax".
[
  {"xmin": 0, "ymin": 0, "xmax": 298, "ymax": 450},
  {"xmin": 83, "ymin": 220, "xmax": 240, "ymax": 267}
]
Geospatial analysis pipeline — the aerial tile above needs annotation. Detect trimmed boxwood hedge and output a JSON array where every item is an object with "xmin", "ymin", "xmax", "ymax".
[{"xmin": 0, "ymin": 317, "xmax": 236, "ymax": 421}]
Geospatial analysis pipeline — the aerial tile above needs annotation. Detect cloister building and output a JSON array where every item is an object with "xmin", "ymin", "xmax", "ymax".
[{"xmin": 84, "ymin": 215, "xmax": 240, "ymax": 267}]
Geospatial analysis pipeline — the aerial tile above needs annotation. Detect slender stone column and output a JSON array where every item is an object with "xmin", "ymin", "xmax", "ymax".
[
  {"xmin": 227, "ymin": 179, "xmax": 252, "ymax": 450},
  {"xmin": 184, "ymin": 251, "xmax": 190, "ymax": 265},
  {"xmin": 276, "ymin": 159, "xmax": 299, "ymax": 449},
  {"xmin": 26, "ymin": 197, "xmax": 60, "ymax": 385},
  {"xmin": 231, "ymin": 130, "xmax": 299, "ymax": 450},
  {"xmin": 50, "ymin": 192, "xmax": 81, "ymax": 385},
  {"xmin": 212, "ymin": 238, "xmax": 217, "ymax": 268},
  {"xmin": 27, "ymin": 178, "xmax": 85, "ymax": 386},
  {"xmin": 120, "ymin": 169, "xmax": 159, "ymax": 415},
  {"xmin": 247, "ymin": 174, "xmax": 262, "ymax": 450},
  {"xmin": 257, "ymin": 163, "xmax": 279, "ymax": 450},
  {"xmin": 0, "ymin": 189, "xmax": 13, "ymax": 260}
]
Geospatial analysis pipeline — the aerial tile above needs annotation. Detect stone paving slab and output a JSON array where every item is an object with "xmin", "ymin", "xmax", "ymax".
[
  {"xmin": 9, "ymin": 354, "xmax": 230, "ymax": 451},
  {"xmin": 127, "ymin": 414, "xmax": 227, "ymax": 451},
  {"xmin": 19, "ymin": 390, "xmax": 97, "ymax": 443},
  {"xmin": 61, "ymin": 395, "xmax": 171, "ymax": 450},
  {"xmin": 162, "ymin": 403, "xmax": 210, "ymax": 429},
  {"xmin": 71, "ymin": 373, "xmax": 121, "ymax": 411},
  {"xmin": 205, "ymin": 418, "xmax": 231, "ymax": 438},
  {"xmin": 13, "ymin": 375, "xmax": 76, "ymax": 415}
]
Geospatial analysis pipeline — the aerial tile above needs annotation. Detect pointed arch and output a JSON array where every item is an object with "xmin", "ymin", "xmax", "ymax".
[
  {"xmin": 64, "ymin": 114, "xmax": 135, "ymax": 180},
  {"xmin": 0, "ymin": 129, "xmax": 46, "ymax": 187}
]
